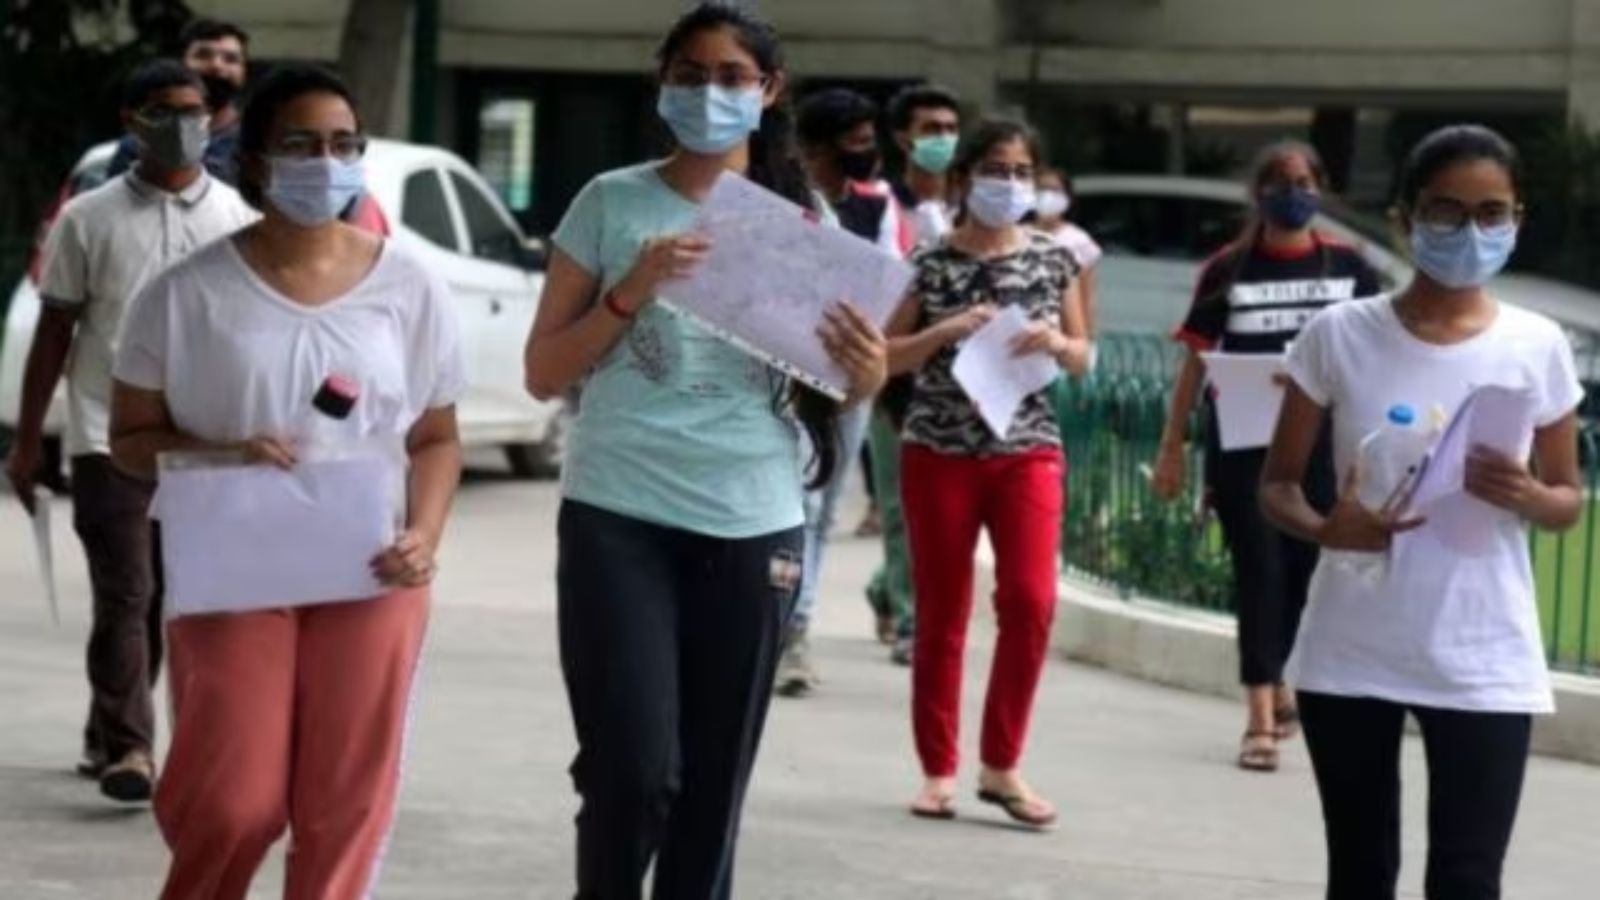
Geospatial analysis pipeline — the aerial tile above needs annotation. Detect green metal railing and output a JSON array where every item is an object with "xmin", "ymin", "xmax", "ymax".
[{"xmin": 1057, "ymin": 334, "xmax": 1600, "ymax": 674}]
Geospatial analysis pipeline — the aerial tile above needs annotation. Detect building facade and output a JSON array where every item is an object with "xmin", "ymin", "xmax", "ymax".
[{"xmin": 195, "ymin": 0, "xmax": 1600, "ymax": 228}]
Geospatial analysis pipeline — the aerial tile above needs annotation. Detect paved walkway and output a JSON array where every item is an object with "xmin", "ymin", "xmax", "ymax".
[{"xmin": 3, "ymin": 467, "xmax": 1598, "ymax": 898}]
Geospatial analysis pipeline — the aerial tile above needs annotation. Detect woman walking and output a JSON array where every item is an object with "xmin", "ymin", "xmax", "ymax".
[
  {"xmin": 522, "ymin": 4, "xmax": 885, "ymax": 897},
  {"xmin": 109, "ymin": 64, "xmax": 464, "ymax": 899},
  {"xmin": 1152, "ymin": 142, "xmax": 1381, "ymax": 772},
  {"xmin": 1262, "ymin": 125, "xmax": 1582, "ymax": 900},
  {"xmin": 1033, "ymin": 166, "xmax": 1103, "ymax": 338},
  {"xmin": 887, "ymin": 118, "xmax": 1090, "ymax": 828}
]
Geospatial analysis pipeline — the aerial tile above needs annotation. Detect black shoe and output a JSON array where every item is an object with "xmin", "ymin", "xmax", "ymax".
[{"xmin": 99, "ymin": 750, "xmax": 155, "ymax": 803}]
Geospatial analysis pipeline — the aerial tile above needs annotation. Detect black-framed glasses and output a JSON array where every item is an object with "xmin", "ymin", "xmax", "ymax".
[
  {"xmin": 664, "ymin": 61, "xmax": 768, "ymax": 91},
  {"xmin": 271, "ymin": 132, "xmax": 368, "ymax": 162},
  {"xmin": 975, "ymin": 163, "xmax": 1035, "ymax": 181},
  {"xmin": 135, "ymin": 107, "xmax": 208, "ymax": 128},
  {"xmin": 1414, "ymin": 198, "xmax": 1522, "ymax": 234}
]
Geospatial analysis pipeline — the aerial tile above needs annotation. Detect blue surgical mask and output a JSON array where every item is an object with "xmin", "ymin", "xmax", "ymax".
[
  {"xmin": 967, "ymin": 177, "xmax": 1036, "ymax": 228},
  {"xmin": 1410, "ymin": 221, "xmax": 1518, "ymax": 289},
  {"xmin": 911, "ymin": 134, "xmax": 959, "ymax": 175},
  {"xmin": 657, "ymin": 85, "xmax": 764, "ymax": 154},
  {"xmin": 1261, "ymin": 187, "xmax": 1320, "ymax": 230},
  {"xmin": 266, "ymin": 157, "xmax": 365, "ymax": 227}
]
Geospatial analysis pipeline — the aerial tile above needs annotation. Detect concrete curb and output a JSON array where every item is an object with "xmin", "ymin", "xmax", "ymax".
[{"xmin": 1053, "ymin": 573, "xmax": 1600, "ymax": 766}]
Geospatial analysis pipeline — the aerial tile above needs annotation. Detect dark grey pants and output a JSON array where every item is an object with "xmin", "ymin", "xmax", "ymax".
[
  {"xmin": 70, "ymin": 454, "xmax": 161, "ymax": 761},
  {"xmin": 556, "ymin": 500, "xmax": 801, "ymax": 900}
]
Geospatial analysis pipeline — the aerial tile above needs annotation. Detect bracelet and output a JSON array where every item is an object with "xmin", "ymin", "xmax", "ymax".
[{"xmin": 602, "ymin": 290, "xmax": 635, "ymax": 321}]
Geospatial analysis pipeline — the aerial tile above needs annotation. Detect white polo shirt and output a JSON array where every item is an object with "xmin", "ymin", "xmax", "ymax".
[{"xmin": 40, "ymin": 171, "xmax": 258, "ymax": 456}]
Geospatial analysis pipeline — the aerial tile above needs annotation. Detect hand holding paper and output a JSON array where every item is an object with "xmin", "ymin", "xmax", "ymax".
[{"xmin": 953, "ymin": 306, "xmax": 1060, "ymax": 439}]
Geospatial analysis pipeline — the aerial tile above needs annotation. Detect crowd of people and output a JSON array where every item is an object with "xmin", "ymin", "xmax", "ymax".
[{"xmin": 2, "ymin": 2, "xmax": 1586, "ymax": 899}]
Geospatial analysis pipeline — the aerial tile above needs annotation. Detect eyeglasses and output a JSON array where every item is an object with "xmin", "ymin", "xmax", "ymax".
[
  {"xmin": 135, "ymin": 107, "xmax": 208, "ymax": 128},
  {"xmin": 664, "ymin": 62, "xmax": 768, "ymax": 91},
  {"xmin": 1414, "ymin": 198, "xmax": 1522, "ymax": 234},
  {"xmin": 975, "ymin": 163, "xmax": 1035, "ymax": 181},
  {"xmin": 271, "ymin": 132, "xmax": 368, "ymax": 162}
]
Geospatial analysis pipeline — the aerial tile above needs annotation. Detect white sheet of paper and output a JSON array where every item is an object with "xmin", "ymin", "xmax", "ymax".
[
  {"xmin": 1200, "ymin": 352, "xmax": 1287, "ymax": 451},
  {"xmin": 952, "ymin": 306, "xmax": 1060, "ymax": 439},
  {"xmin": 1408, "ymin": 385, "xmax": 1535, "ymax": 512},
  {"xmin": 657, "ymin": 171, "xmax": 914, "ymax": 400},
  {"xmin": 154, "ymin": 455, "xmax": 400, "ymax": 618},
  {"xmin": 31, "ymin": 502, "xmax": 59, "ymax": 625}
]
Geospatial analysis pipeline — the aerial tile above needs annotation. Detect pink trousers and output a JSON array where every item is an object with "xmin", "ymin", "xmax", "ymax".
[{"xmin": 154, "ymin": 588, "xmax": 429, "ymax": 900}]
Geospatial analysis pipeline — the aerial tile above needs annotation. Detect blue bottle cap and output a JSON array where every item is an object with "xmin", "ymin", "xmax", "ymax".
[{"xmin": 1387, "ymin": 404, "xmax": 1416, "ymax": 426}]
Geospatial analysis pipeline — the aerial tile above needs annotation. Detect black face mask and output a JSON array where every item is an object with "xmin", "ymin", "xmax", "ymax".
[
  {"xmin": 199, "ymin": 74, "xmax": 240, "ymax": 113},
  {"xmin": 837, "ymin": 148, "xmax": 880, "ymax": 182}
]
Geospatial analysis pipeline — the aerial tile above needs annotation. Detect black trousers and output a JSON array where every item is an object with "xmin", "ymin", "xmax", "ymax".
[
  {"xmin": 556, "ymin": 500, "xmax": 802, "ymax": 900},
  {"xmin": 1206, "ymin": 432, "xmax": 1333, "ymax": 686},
  {"xmin": 1299, "ymin": 692, "xmax": 1532, "ymax": 900},
  {"xmin": 70, "ymin": 454, "xmax": 163, "ymax": 761}
]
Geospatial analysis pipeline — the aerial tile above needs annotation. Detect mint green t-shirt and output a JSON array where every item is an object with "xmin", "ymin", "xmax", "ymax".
[{"xmin": 551, "ymin": 162, "xmax": 805, "ymax": 538}]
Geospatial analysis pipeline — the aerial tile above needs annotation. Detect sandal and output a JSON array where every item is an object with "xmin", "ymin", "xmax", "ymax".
[
  {"xmin": 977, "ymin": 789, "xmax": 1058, "ymax": 829},
  {"xmin": 1275, "ymin": 705, "xmax": 1301, "ymax": 741},
  {"xmin": 1238, "ymin": 730, "xmax": 1279, "ymax": 773},
  {"xmin": 910, "ymin": 793, "xmax": 957, "ymax": 821}
]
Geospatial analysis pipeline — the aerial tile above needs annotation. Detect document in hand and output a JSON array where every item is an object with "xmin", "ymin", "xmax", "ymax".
[
  {"xmin": 30, "ymin": 502, "xmax": 59, "ymax": 625},
  {"xmin": 154, "ymin": 450, "xmax": 402, "ymax": 618},
  {"xmin": 1405, "ymin": 384, "xmax": 1536, "ymax": 516},
  {"xmin": 1199, "ymin": 352, "xmax": 1287, "ymax": 451},
  {"xmin": 656, "ymin": 172, "xmax": 915, "ymax": 400},
  {"xmin": 952, "ymin": 306, "xmax": 1060, "ymax": 439}
]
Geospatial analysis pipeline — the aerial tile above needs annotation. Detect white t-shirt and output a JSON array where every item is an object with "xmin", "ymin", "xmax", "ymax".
[
  {"xmin": 1046, "ymin": 222, "xmax": 1104, "ymax": 270},
  {"xmin": 114, "ymin": 239, "xmax": 465, "ymax": 446},
  {"xmin": 1285, "ymin": 295, "xmax": 1583, "ymax": 713},
  {"xmin": 40, "ymin": 173, "xmax": 257, "ymax": 455},
  {"xmin": 909, "ymin": 199, "xmax": 952, "ymax": 248}
]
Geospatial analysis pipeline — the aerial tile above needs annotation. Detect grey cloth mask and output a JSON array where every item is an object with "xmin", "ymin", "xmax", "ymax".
[{"xmin": 137, "ymin": 114, "xmax": 210, "ymax": 170}]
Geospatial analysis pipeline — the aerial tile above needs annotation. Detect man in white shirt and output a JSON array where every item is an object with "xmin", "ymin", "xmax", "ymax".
[
  {"xmin": 888, "ymin": 84, "xmax": 963, "ymax": 248},
  {"xmin": 4, "ymin": 59, "xmax": 257, "ymax": 802}
]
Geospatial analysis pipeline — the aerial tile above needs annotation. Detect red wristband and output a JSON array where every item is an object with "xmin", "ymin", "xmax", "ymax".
[{"xmin": 602, "ymin": 289, "xmax": 635, "ymax": 321}]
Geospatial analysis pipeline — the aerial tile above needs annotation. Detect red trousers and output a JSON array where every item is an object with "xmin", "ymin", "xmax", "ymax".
[
  {"xmin": 154, "ymin": 589, "xmax": 429, "ymax": 900},
  {"xmin": 901, "ymin": 445, "xmax": 1063, "ymax": 778}
]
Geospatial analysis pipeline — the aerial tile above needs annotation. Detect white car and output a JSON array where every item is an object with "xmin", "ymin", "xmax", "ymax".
[
  {"xmin": 1073, "ymin": 174, "xmax": 1600, "ymax": 385},
  {"xmin": 1, "ymin": 139, "xmax": 565, "ymax": 477}
]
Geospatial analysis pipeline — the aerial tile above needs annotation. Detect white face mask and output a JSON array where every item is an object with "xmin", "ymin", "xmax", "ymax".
[
  {"xmin": 1036, "ymin": 188, "xmax": 1070, "ymax": 219},
  {"xmin": 967, "ymin": 177, "xmax": 1037, "ymax": 228}
]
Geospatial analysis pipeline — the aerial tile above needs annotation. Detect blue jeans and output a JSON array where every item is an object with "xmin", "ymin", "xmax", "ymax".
[{"xmin": 793, "ymin": 403, "xmax": 872, "ymax": 630}]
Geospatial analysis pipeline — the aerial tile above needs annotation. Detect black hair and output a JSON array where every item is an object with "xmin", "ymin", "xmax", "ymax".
[
  {"xmin": 181, "ymin": 18, "xmax": 251, "ymax": 53},
  {"xmin": 949, "ymin": 117, "xmax": 1042, "ymax": 224},
  {"xmin": 656, "ymin": 2, "xmax": 841, "ymax": 488},
  {"xmin": 1396, "ymin": 124, "xmax": 1522, "ymax": 211},
  {"xmin": 888, "ymin": 83, "xmax": 960, "ymax": 133},
  {"xmin": 122, "ymin": 58, "xmax": 204, "ymax": 111},
  {"xmin": 236, "ymin": 63, "xmax": 361, "ymax": 208},
  {"xmin": 796, "ymin": 88, "xmax": 878, "ymax": 149}
]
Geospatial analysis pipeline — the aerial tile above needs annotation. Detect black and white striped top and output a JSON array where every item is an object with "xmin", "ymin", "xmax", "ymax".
[{"xmin": 1175, "ymin": 234, "xmax": 1382, "ymax": 356}]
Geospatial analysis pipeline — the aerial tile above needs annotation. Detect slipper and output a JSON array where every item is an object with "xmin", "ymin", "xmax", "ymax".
[
  {"xmin": 976, "ymin": 789, "xmax": 1057, "ymax": 829},
  {"xmin": 1239, "ymin": 730, "xmax": 1279, "ymax": 773},
  {"xmin": 910, "ymin": 794, "xmax": 957, "ymax": 821}
]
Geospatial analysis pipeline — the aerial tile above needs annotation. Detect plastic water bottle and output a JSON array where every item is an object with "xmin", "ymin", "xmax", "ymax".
[{"xmin": 1330, "ymin": 404, "xmax": 1431, "ymax": 580}]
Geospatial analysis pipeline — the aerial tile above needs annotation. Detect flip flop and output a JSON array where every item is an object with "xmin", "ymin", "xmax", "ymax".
[
  {"xmin": 1239, "ymin": 730, "xmax": 1280, "ymax": 773},
  {"xmin": 976, "ymin": 789, "xmax": 1058, "ymax": 829},
  {"xmin": 910, "ymin": 794, "xmax": 957, "ymax": 821}
]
